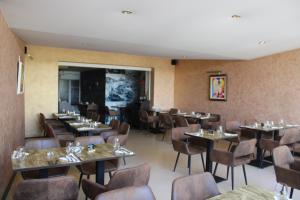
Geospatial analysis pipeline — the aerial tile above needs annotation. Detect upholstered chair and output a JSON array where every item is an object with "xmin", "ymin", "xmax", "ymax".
[
  {"xmin": 45, "ymin": 123, "xmax": 75, "ymax": 147},
  {"xmin": 139, "ymin": 110, "xmax": 159, "ymax": 130},
  {"xmin": 101, "ymin": 120, "xmax": 121, "ymax": 141},
  {"xmin": 273, "ymin": 145, "xmax": 300, "ymax": 199},
  {"xmin": 82, "ymin": 163, "xmax": 151, "ymax": 200},
  {"xmin": 74, "ymin": 136, "xmax": 119, "ymax": 188},
  {"xmin": 159, "ymin": 113, "xmax": 174, "ymax": 141},
  {"xmin": 21, "ymin": 138, "xmax": 69, "ymax": 179},
  {"xmin": 169, "ymin": 108, "xmax": 179, "ymax": 115},
  {"xmin": 171, "ymin": 124, "xmax": 206, "ymax": 174},
  {"xmin": 225, "ymin": 120, "xmax": 242, "ymax": 150},
  {"xmin": 211, "ymin": 138, "xmax": 257, "ymax": 190},
  {"xmin": 14, "ymin": 176, "xmax": 78, "ymax": 200},
  {"xmin": 171, "ymin": 172, "xmax": 220, "ymax": 200},
  {"xmin": 202, "ymin": 114, "xmax": 221, "ymax": 130},
  {"xmin": 39, "ymin": 113, "xmax": 64, "ymax": 135},
  {"xmin": 173, "ymin": 115, "xmax": 189, "ymax": 127}
]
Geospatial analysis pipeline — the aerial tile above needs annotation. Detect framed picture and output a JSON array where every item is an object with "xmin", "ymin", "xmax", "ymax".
[
  {"xmin": 209, "ymin": 74, "xmax": 227, "ymax": 101},
  {"xmin": 17, "ymin": 56, "xmax": 24, "ymax": 94}
]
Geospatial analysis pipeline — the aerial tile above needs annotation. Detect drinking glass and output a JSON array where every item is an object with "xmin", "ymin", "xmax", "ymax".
[
  {"xmin": 274, "ymin": 183, "xmax": 288, "ymax": 200},
  {"xmin": 113, "ymin": 138, "xmax": 120, "ymax": 151}
]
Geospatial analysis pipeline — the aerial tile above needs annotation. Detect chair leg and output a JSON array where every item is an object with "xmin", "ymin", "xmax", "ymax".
[
  {"xmin": 227, "ymin": 141, "xmax": 232, "ymax": 151},
  {"xmin": 109, "ymin": 171, "xmax": 112, "ymax": 179},
  {"xmin": 242, "ymin": 164, "xmax": 248, "ymax": 185},
  {"xmin": 200, "ymin": 153, "xmax": 205, "ymax": 171},
  {"xmin": 173, "ymin": 152, "xmax": 180, "ymax": 172},
  {"xmin": 188, "ymin": 155, "xmax": 191, "ymax": 175},
  {"xmin": 123, "ymin": 157, "xmax": 126, "ymax": 165},
  {"xmin": 231, "ymin": 166, "xmax": 234, "ymax": 190},
  {"xmin": 226, "ymin": 166, "xmax": 230, "ymax": 179},
  {"xmin": 78, "ymin": 173, "xmax": 83, "ymax": 188},
  {"xmin": 213, "ymin": 163, "xmax": 218, "ymax": 175},
  {"xmin": 290, "ymin": 188, "xmax": 294, "ymax": 199}
]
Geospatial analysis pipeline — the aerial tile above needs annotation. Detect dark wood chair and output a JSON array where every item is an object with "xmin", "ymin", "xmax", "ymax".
[
  {"xmin": 139, "ymin": 110, "xmax": 159, "ymax": 130},
  {"xmin": 169, "ymin": 108, "xmax": 179, "ymax": 115},
  {"xmin": 159, "ymin": 113, "xmax": 174, "ymax": 141},
  {"xmin": 173, "ymin": 115, "xmax": 188, "ymax": 127}
]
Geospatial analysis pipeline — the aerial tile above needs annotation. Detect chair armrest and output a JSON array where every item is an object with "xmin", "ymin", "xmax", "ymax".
[
  {"xmin": 101, "ymin": 130, "xmax": 118, "ymax": 141},
  {"xmin": 275, "ymin": 166, "xmax": 300, "ymax": 189},
  {"xmin": 82, "ymin": 179, "xmax": 107, "ymax": 199},
  {"xmin": 210, "ymin": 149, "xmax": 233, "ymax": 165},
  {"xmin": 172, "ymin": 140, "xmax": 189, "ymax": 154}
]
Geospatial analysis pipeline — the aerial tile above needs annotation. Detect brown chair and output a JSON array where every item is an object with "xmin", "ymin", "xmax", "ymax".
[
  {"xmin": 225, "ymin": 120, "xmax": 242, "ymax": 150},
  {"xmin": 169, "ymin": 108, "xmax": 179, "ymax": 115},
  {"xmin": 39, "ymin": 113, "xmax": 64, "ymax": 135},
  {"xmin": 173, "ymin": 115, "xmax": 189, "ymax": 127},
  {"xmin": 159, "ymin": 113, "xmax": 174, "ymax": 141},
  {"xmin": 107, "ymin": 122, "xmax": 130, "ymax": 165},
  {"xmin": 75, "ymin": 136, "xmax": 119, "ymax": 188},
  {"xmin": 202, "ymin": 114, "xmax": 221, "ymax": 130},
  {"xmin": 21, "ymin": 138, "xmax": 69, "ymax": 179},
  {"xmin": 14, "ymin": 176, "xmax": 78, "ymax": 200},
  {"xmin": 139, "ymin": 110, "xmax": 159, "ymax": 130},
  {"xmin": 95, "ymin": 186, "xmax": 156, "ymax": 200},
  {"xmin": 260, "ymin": 129, "xmax": 300, "ymax": 163},
  {"xmin": 45, "ymin": 123, "xmax": 75, "ymax": 147},
  {"xmin": 172, "ymin": 124, "xmax": 206, "ymax": 175},
  {"xmin": 100, "ymin": 119, "xmax": 121, "ymax": 141},
  {"xmin": 273, "ymin": 145, "xmax": 300, "ymax": 199},
  {"xmin": 211, "ymin": 138, "xmax": 257, "ymax": 190},
  {"xmin": 171, "ymin": 172, "xmax": 220, "ymax": 200},
  {"xmin": 82, "ymin": 163, "xmax": 151, "ymax": 200}
]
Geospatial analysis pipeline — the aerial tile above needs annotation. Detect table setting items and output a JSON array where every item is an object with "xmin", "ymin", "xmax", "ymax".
[
  {"xmin": 59, "ymin": 142, "xmax": 82, "ymax": 163},
  {"xmin": 274, "ymin": 183, "xmax": 291, "ymax": 200},
  {"xmin": 11, "ymin": 147, "xmax": 28, "ymax": 160},
  {"xmin": 112, "ymin": 138, "xmax": 134, "ymax": 156}
]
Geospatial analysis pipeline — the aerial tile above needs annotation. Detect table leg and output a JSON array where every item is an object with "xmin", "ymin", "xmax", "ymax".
[{"xmin": 96, "ymin": 161, "xmax": 105, "ymax": 184}]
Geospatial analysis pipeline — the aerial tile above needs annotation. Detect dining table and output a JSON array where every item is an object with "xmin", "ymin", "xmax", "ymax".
[
  {"xmin": 174, "ymin": 113, "xmax": 212, "ymax": 127},
  {"xmin": 11, "ymin": 143, "xmax": 135, "ymax": 185},
  {"xmin": 208, "ymin": 185, "xmax": 275, "ymax": 200},
  {"xmin": 53, "ymin": 113, "xmax": 80, "ymax": 121},
  {"xmin": 240, "ymin": 123, "xmax": 299, "ymax": 168},
  {"xmin": 65, "ymin": 120, "xmax": 112, "ymax": 136},
  {"xmin": 185, "ymin": 130, "xmax": 238, "ymax": 182}
]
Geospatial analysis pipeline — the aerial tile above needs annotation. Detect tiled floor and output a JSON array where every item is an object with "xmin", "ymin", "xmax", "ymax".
[{"xmin": 8, "ymin": 129, "xmax": 299, "ymax": 199}]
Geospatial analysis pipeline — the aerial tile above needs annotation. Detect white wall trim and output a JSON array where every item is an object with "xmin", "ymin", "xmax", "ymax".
[{"xmin": 58, "ymin": 61, "xmax": 152, "ymax": 71}]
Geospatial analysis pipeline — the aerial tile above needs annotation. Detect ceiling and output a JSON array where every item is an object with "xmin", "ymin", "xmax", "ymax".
[{"xmin": 1, "ymin": 0, "xmax": 300, "ymax": 60}]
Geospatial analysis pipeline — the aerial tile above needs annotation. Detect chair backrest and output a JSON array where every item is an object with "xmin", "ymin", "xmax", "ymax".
[
  {"xmin": 173, "ymin": 116, "xmax": 189, "ymax": 127},
  {"xmin": 24, "ymin": 138, "xmax": 60, "ymax": 150},
  {"xmin": 107, "ymin": 163, "xmax": 150, "ymax": 191},
  {"xmin": 139, "ymin": 110, "xmax": 149, "ymax": 121},
  {"xmin": 208, "ymin": 114, "xmax": 221, "ymax": 122},
  {"xmin": 279, "ymin": 129, "xmax": 300, "ymax": 146},
  {"xmin": 75, "ymin": 136, "xmax": 105, "ymax": 145},
  {"xmin": 171, "ymin": 124, "xmax": 200, "ymax": 141},
  {"xmin": 14, "ymin": 176, "xmax": 78, "ymax": 200},
  {"xmin": 44, "ymin": 123, "xmax": 56, "ymax": 138},
  {"xmin": 119, "ymin": 122, "xmax": 130, "ymax": 135},
  {"xmin": 159, "ymin": 114, "xmax": 174, "ymax": 129},
  {"xmin": 233, "ymin": 138, "xmax": 257, "ymax": 158},
  {"xmin": 171, "ymin": 172, "xmax": 220, "ymax": 200},
  {"xmin": 225, "ymin": 120, "xmax": 241, "ymax": 132},
  {"xmin": 87, "ymin": 103, "xmax": 98, "ymax": 111},
  {"xmin": 110, "ymin": 119, "xmax": 120, "ymax": 130},
  {"xmin": 169, "ymin": 108, "xmax": 179, "ymax": 115},
  {"xmin": 39, "ymin": 113, "xmax": 46, "ymax": 130},
  {"xmin": 273, "ymin": 145, "xmax": 295, "ymax": 168},
  {"xmin": 96, "ymin": 186, "xmax": 156, "ymax": 200}
]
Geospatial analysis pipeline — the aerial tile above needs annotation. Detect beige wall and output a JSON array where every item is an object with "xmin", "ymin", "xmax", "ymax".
[
  {"xmin": 25, "ymin": 46, "xmax": 175, "ymax": 136},
  {"xmin": 175, "ymin": 49, "xmax": 300, "ymax": 125},
  {"xmin": 0, "ymin": 11, "xmax": 25, "ymax": 196}
]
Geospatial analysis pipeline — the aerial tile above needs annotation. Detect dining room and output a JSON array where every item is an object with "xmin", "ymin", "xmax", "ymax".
[{"xmin": 2, "ymin": 1, "xmax": 300, "ymax": 200}]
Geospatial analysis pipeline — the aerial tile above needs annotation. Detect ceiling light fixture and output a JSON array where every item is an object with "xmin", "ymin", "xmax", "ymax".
[
  {"xmin": 121, "ymin": 10, "xmax": 134, "ymax": 15},
  {"xmin": 258, "ymin": 40, "xmax": 266, "ymax": 45},
  {"xmin": 231, "ymin": 15, "xmax": 241, "ymax": 20}
]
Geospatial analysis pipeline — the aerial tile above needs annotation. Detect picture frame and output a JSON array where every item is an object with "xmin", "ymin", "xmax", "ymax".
[
  {"xmin": 209, "ymin": 74, "xmax": 227, "ymax": 101},
  {"xmin": 17, "ymin": 56, "xmax": 24, "ymax": 94}
]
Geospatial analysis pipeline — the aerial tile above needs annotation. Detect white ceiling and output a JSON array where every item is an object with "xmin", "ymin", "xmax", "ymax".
[{"xmin": 1, "ymin": 0, "xmax": 300, "ymax": 60}]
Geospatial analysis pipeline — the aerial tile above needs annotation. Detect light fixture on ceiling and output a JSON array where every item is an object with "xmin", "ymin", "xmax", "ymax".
[
  {"xmin": 121, "ymin": 10, "xmax": 134, "ymax": 15},
  {"xmin": 258, "ymin": 40, "xmax": 267, "ymax": 45},
  {"xmin": 231, "ymin": 15, "xmax": 241, "ymax": 20}
]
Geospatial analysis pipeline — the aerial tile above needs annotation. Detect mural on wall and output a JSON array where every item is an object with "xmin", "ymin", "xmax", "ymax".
[
  {"xmin": 105, "ymin": 71, "xmax": 138, "ymax": 108},
  {"xmin": 209, "ymin": 74, "xmax": 227, "ymax": 101}
]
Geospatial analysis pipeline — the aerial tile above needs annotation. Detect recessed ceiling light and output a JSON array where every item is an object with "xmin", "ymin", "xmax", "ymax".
[
  {"xmin": 258, "ymin": 41, "xmax": 266, "ymax": 45},
  {"xmin": 121, "ymin": 10, "xmax": 134, "ymax": 15},
  {"xmin": 231, "ymin": 15, "xmax": 241, "ymax": 20}
]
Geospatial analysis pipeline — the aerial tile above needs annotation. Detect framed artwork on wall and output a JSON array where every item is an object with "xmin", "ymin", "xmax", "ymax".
[
  {"xmin": 17, "ymin": 56, "xmax": 24, "ymax": 94},
  {"xmin": 209, "ymin": 74, "xmax": 227, "ymax": 101}
]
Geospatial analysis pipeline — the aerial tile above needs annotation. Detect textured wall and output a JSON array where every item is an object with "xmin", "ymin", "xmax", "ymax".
[
  {"xmin": 25, "ymin": 46, "xmax": 174, "ymax": 136},
  {"xmin": 175, "ymin": 49, "xmax": 300, "ymax": 125},
  {"xmin": 0, "ymin": 12, "xmax": 25, "ymax": 196}
]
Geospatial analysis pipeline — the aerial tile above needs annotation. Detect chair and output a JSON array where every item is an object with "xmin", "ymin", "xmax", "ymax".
[
  {"xmin": 173, "ymin": 115, "xmax": 189, "ymax": 127},
  {"xmin": 39, "ymin": 113, "xmax": 64, "ymax": 135},
  {"xmin": 95, "ymin": 186, "xmax": 156, "ymax": 200},
  {"xmin": 159, "ymin": 113, "xmax": 174, "ymax": 141},
  {"xmin": 139, "ymin": 110, "xmax": 159, "ymax": 130},
  {"xmin": 107, "ymin": 122, "xmax": 130, "ymax": 165},
  {"xmin": 225, "ymin": 120, "xmax": 242, "ymax": 150},
  {"xmin": 14, "ymin": 176, "xmax": 78, "ymax": 200},
  {"xmin": 21, "ymin": 138, "xmax": 69, "ymax": 179},
  {"xmin": 202, "ymin": 114, "xmax": 221, "ymax": 130},
  {"xmin": 171, "ymin": 124, "xmax": 206, "ymax": 175},
  {"xmin": 100, "ymin": 119, "xmax": 121, "ymax": 141},
  {"xmin": 82, "ymin": 163, "xmax": 150, "ymax": 200},
  {"xmin": 211, "ymin": 138, "xmax": 257, "ymax": 190},
  {"xmin": 169, "ymin": 108, "xmax": 179, "ymax": 115},
  {"xmin": 260, "ymin": 129, "xmax": 300, "ymax": 162},
  {"xmin": 75, "ymin": 136, "xmax": 119, "ymax": 188},
  {"xmin": 273, "ymin": 145, "xmax": 300, "ymax": 199},
  {"xmin": 45, "ymin": 123, "xmax": 75, "ymax": 147},
  {"xmin": 171, "ymin": 172, "xmax": 220, "ymax": 200}
]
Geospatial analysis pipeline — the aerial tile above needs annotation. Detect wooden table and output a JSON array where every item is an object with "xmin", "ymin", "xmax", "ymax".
[
  {"xmin": 12, "ymin": 143, "xmax": 135, "ymax": 185},
  {"xmin": 65, "ymin": 120, "xmax": 112, "ymax": 136},
  {"xmin": 174, "ymin": 113, "xmax": 211, "ymax": 127},
  {"xmin": 185, "ymin": 130, "xmax": 238, "ymax": 182},
  {"xmin": 209, "ymin": 185, "xmax": 274, "ymax": 200},
  {"xmin": 240, "ymin": 124, "xmax": 299, "ymax": 168},
  {"xmin": 53, "ymin": 113, "xmax": 80, "ymax": 120}
]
